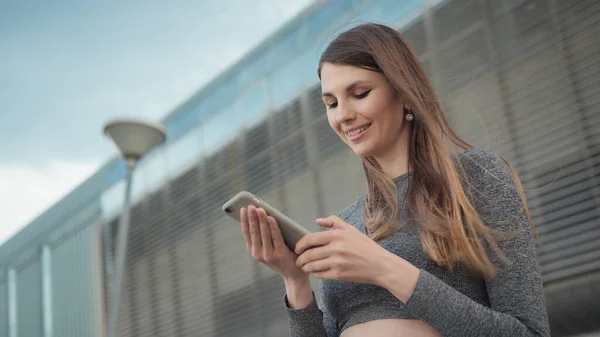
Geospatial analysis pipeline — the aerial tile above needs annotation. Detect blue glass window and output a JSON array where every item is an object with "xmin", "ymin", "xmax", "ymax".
[
  {"xmin": 165, "ymin": 125, "xmax": 204, "ymax": 179},
  {"xmin": 237, "ymin": 81, "xmax": 268, "ymax": 127},
  {"xmin": 203, "ymin": 103, "xmax": 240, "ymax": 156},
  {"xmin": 131, "ymin": 164, "xmax": 146, "ymax": 202},
  {"xmin": 141, "ymin": 147, "xmax": 168, "ymax": 193},
  {"xmin": 264, "ymin": 26, "xmax": 305, "ymax": 70},
  {"xmin": 354, "ymin": 0, "xmax": 422, "ymax": 26},
  {"xmin": 305, "ymin": 0, "xmax": 350, "ymax": 42},
  {"xmin": 164, "ymin": 100, "xmax": 202, "ymax": 141},
  {"xmin": 101, "ymin": 179, "xmax": 125, "ymax": 217},
  {"xmin": 268, "ymin": 43, "xmax": 321, "ymax": 109},
  {"xmin": 199, "ymin": 80, "xmax": 238, "ymax": 121}
]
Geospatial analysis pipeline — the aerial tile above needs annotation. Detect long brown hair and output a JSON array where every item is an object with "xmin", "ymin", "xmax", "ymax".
[{"xmin": 317, "ymin": 23, "xmax": 535, "ymax": 279}]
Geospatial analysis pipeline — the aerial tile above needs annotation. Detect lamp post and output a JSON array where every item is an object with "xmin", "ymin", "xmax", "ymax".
[{"xmin": 103, "ymin": 118, "xmax": 166, "ymax": 337}]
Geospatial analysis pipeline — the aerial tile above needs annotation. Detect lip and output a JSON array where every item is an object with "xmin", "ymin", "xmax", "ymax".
[
  {"xmin": 344, "ymin": 123, "xmax": 371, "ymax": 142},
  {"xmin": 343, "ymin": 123, "xmax": 371, "ymax": 133}
]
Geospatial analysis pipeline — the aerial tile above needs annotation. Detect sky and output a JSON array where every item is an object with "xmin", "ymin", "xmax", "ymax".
[{"xmin": 0, "ymin": 0, "xmax": 315, "ymax": 245}]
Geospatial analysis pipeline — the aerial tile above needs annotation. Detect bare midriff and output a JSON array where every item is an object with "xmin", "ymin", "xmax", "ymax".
[{"xmin": 340, "ymin": 319, "xmax": 442, "ymax": 337}]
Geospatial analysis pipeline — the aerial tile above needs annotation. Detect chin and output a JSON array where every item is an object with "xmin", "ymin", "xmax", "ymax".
[{"xmin": 348, "ymin": 143, "xmax": 377, "ymax": 158}]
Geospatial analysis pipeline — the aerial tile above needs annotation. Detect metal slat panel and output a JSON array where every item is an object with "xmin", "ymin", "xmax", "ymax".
[
  {"xmin": 402, "ymin": 17, "xmax": 427, "ymax": 56},
  {"xmin": 151, "ymin": 247, "xmax": 178, "ymax": 336},
  {"xmin": 432, "ymin": 0, "xmax": 481, "ymax": 43},
  {"xmin": 314, "ymin": 115, "xmax": 346, "ymax": 159},
  {"xmin": 52, "ymin": 224, "xmax": 96, "ymax": 337},
  {"xmin": 0, "ymin": 281, "xmax": 7, "ymax": 337},
  {"xmin": 16, "ymin": 258, "xmax": 42, "ymax": 337},
  {"xmin": 558, "ymin": 0, "xmax": 600, "ymax": 158},
  {"xmin": 490, "ymin": 0, "xmax": 600, "ymax": 285},
  {"xmin": 173, "ymin": 226, "xmax": 214, "ymax": 336},
  {"xmin": 211, "ymin": 214, "xmax": 262, "ymax": 337},
  {"xmin": 437, "ymin": 26, "xmax": 489, "ymax": 93},
  {"xmin": 274, "ymin": 131, "xmax": 309, "ymax": 182}
]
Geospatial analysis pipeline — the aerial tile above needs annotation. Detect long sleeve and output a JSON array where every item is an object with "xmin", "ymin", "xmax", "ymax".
[
  {"xmin": 283, "ymin": 291, "xmax": 339, "ymax": 337},
  {"xmin": 403, "ymin": 148, "xmax": 551, "ymax": 337}
]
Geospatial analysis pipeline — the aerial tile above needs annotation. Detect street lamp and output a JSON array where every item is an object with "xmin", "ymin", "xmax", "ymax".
[{"xmin": 103, "ymin": 118, "xmax": 166, "ymax": 337}]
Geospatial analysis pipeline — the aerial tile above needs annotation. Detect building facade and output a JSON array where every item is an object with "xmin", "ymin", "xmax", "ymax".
[{"xmin": 0, "ymin": 0, "xmax": 599, "ymax": 336}]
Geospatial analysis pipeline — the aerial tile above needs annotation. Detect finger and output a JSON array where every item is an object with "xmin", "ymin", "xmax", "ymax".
[
  {"xmin": 310, "ymin": 270, "xmax": 333, "ymax": 280},
  {"xmin": 257, "ymin": 208, "xmax": 273, "ymax": 253},
  {"xmin": 240, "ymin": 207, "xmax": 251, "ymax": 248},
  {"xmin": 316, "ymin": 215, "xmax": 352, "ymax": 230},
  {"xmin": 296, "ymin": 245, "xmax": 332, "ymax": 269},
  {"xmin": 301, "ymin": 257, "xmax": 333, "ymax": 274},
  {"xmin": 295, "ymin": 231, "xmax": 339, "ymax": 255},
  {"xmin": 267, "ymin": 216, "xmax": 286, "ymax": 251},
  {"xmin": 248, "ymin": 205, "xmax": 262, "ymax": 252}
]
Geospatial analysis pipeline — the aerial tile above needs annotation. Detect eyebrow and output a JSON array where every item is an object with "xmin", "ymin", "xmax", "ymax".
[{"xmin": 322, "ymin": 80, "xmax": 372, "ymax": 98}]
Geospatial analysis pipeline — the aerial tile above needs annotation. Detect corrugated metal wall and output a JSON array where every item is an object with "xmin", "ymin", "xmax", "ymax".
[
  {"xmin": 52, "ymin": 223, "xmax": 99, "ymax": 337},
  {"xmin": 0, "ymin": 279, "xmax": 7, "ymax": 336},
  {"xmin": 101, "ymin": 1, "xmax": 599, "ymax": 337},
  {"xmin": 16, "ymin": 258, "xmax": 43, "ymax": 337}
]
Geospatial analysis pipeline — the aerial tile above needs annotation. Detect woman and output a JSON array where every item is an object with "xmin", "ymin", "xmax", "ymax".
[{"xmin": 239, "ymin": 23, "xmax": 550, "ymax": 337}]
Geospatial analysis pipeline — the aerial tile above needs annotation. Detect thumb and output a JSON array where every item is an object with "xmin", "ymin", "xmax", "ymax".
[{"xmin": 316, "ymin": 216, "xmax": 351, "ymax": 230}]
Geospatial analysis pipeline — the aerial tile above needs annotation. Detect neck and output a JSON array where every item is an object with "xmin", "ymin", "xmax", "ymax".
[
  {"xmin": 374, "ymin": 126, "xmax": 412, "ymax": 179},
  {"xmin": 375, "ymin": 148, "xmax": 409, "ymax": 179}
]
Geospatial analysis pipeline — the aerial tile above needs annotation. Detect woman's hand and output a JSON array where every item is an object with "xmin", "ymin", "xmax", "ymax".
[
  {"xmin": 240, "ymin": 205, "xmax": 308, "ymax": 283},
  {"xmin": 295, "ymin": 216, "xmax": 420, "ymax": 296},
  {"xmin": 294, "ymin": 215, "xmax": 389, "ymax": 285}
]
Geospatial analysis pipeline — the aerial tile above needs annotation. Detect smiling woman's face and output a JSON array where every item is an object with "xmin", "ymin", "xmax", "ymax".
[{"xmin": 320, "ymin": 62, "xmax": 408, "ymax": 159}]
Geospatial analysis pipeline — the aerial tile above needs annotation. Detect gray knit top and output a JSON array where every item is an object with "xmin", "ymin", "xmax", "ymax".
[{"xmin": 283, "ymin": 147, "xmax": 550, "ymax": 337}]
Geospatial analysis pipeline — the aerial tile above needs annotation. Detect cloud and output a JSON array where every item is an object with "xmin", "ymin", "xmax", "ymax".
[{"xmin": 0, "ymin": 159, "xmax": 101, "ymax": 245}]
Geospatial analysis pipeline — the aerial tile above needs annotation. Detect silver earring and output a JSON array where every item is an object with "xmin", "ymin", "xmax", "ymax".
[{"xmin": 406, "ymin": 113, "xmax": 414, "ymax": 121}]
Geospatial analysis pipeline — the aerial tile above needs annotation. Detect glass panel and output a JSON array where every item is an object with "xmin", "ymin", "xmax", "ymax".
[
  {"xmin": 265, "ymin": 28, "xmax": 303, "ymax": 70},
  {"xmin": 164, "ymin": 101, "xmax": 202, "ymax": 140},
  {"xmin": 142, "ymin": 147, "xmax": 168, "ymax": 193},
  {"xmin": 355, "ymin": 0, "xmax": 422, "ymax": 27},
  {"xmin": 131, "ymin": 163, "xmax": 146, "ymax": 202},
  {"xmin": 200, "ymin": 80, "xmax": 237, "ymax": 121},
  {"xmin": 235, "ymin": 55, "xmax": 267, "ymax": 93},
  {"xmin": 237, "ymin": 81, "xmax": 268, "ymax": 127},
  {"xmin": 101, "ymin": 179, "xmax": 125, "ymax": 217},
  {"xmin": 165, "ymin": 125, "xmax": 204, "ymax": 179},
  {"xmin": 305, "ymin": 0, "xmax": 350, "ymax": 41},
  {"xmin": 203, "ymin": 103, "xmax": 240, "ymax": 156},
  {"xmin": 268, "ymin": 42, "xmax": 320, "ymax": 109}
]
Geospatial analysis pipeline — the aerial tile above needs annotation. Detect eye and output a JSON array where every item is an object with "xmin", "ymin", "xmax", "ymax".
[
  {"xmin": 326, "ymin": 101, "xmax": 338, "ymax": 109},
  {"xmin": 354, "ymin": 89, "xmax": 371, "ymax": 99}
]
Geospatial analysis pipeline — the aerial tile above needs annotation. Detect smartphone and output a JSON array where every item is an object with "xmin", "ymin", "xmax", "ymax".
[{"xmin": 222, "ymin": 191, "xmax": 311, "ymax": 251}]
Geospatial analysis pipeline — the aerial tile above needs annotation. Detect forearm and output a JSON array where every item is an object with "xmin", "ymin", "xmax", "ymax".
[
  {"xmin": 379, "ymin": 255, "xmax": 548, "ymax": 337},
  {"xmin": 377, "ymin": 250, "xmax": 421, "ymax": 303},
  {"xmin": 284, "ymin": 276, "xmax": 313, "ymax": 309},
  {"xmin": 403, "ymin": 270, "xmax": 548, "ymax": 337},
  {"xmin": 283, "ymin": 276, "xmax": 333, "ymax": 337}
]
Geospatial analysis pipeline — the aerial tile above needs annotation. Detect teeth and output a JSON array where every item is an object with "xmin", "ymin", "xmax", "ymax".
[{"xmin": 347, "ymin": 125, "xmax": 369, "ymax": 137}]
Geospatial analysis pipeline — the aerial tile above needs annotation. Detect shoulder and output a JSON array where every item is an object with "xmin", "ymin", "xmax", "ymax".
[
  {"xmin": 337, "ymin": 196, "xmax": 364, "ymax": 225},
  {"xmin": 455, "ymin": 147, "xmax": 530, "ymax": 231},
  {"xmin": 454, "ymin": 147, "xmax": 517, "ymax": 194}
]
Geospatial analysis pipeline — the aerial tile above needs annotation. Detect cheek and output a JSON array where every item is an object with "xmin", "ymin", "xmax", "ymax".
[{"xmin": 326, "ymin": 114, "xmax": 337, "ymax": 131}]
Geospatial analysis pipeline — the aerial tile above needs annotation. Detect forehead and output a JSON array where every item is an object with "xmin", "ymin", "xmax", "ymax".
[{"xmin": 320, "ymin": 63, "xmax": 380, "ymax": 93}]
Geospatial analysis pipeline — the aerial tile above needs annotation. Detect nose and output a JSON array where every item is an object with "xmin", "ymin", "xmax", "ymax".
[{"xmin": 334, "ymin": 101, "xmax": 356, "ymax": 124}]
